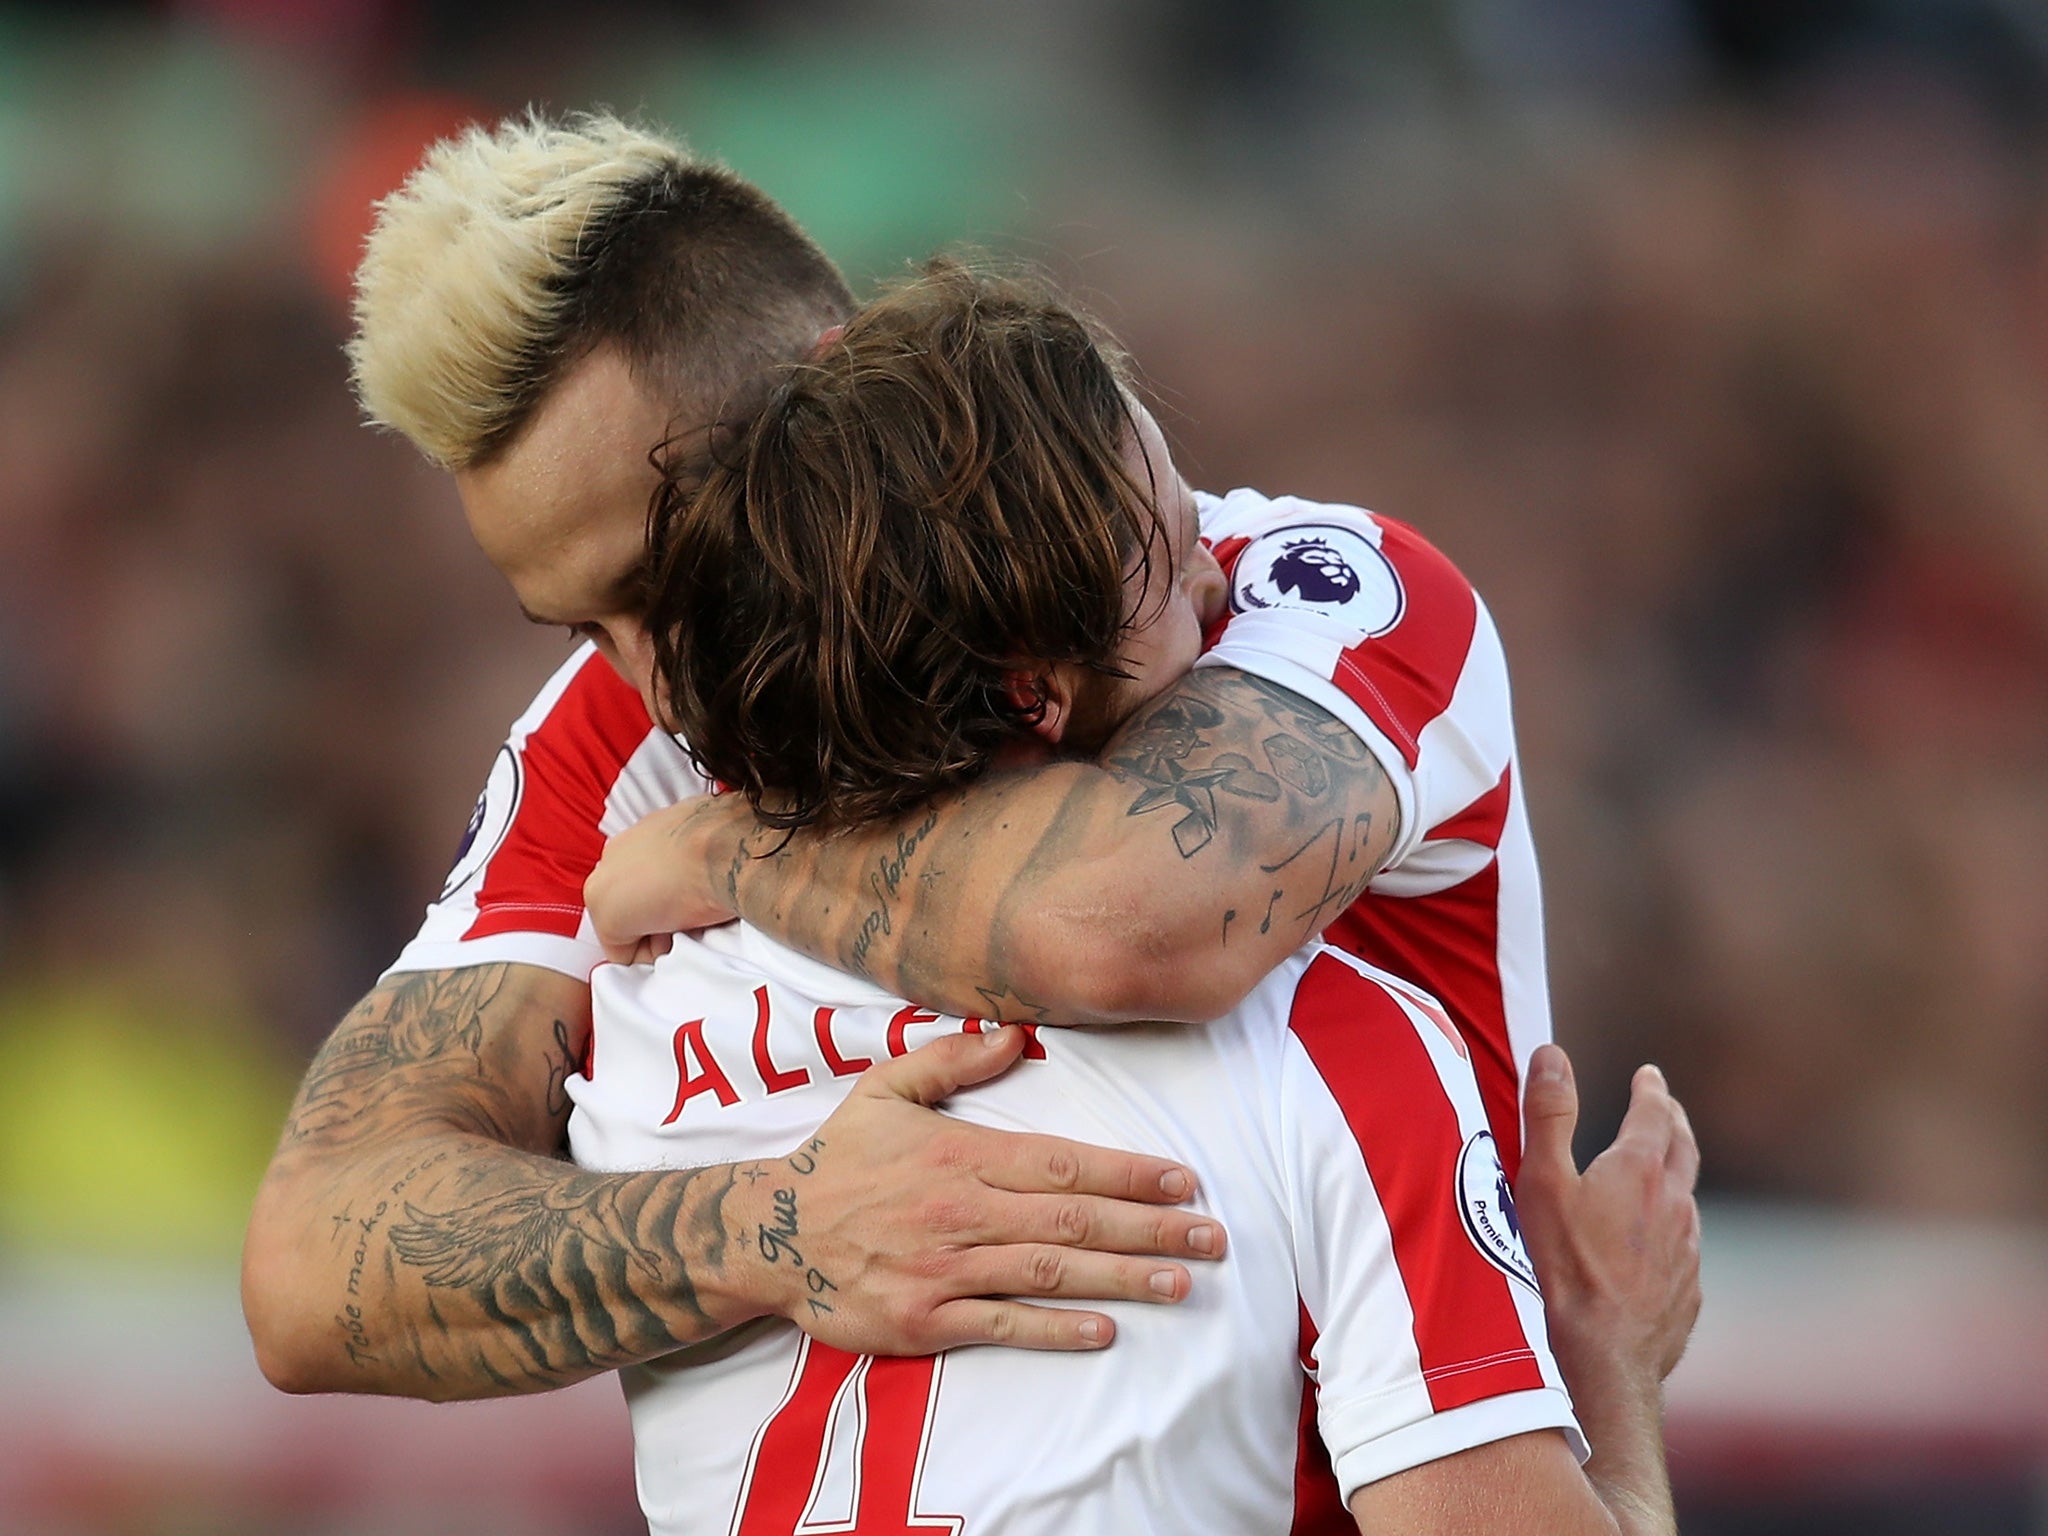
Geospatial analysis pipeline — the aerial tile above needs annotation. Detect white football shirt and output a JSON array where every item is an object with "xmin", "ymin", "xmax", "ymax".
[{"xmin": 567, "ymin": 928, "xmax": 1583, "ymax": 1535}]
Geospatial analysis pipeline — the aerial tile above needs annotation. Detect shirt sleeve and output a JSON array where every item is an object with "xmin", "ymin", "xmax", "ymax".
[
  {"xmin": 383, "ymin": 645, "xmax": 709, "ymax": 982},
  {"xmin": 1196, "ymin": 489, "xmax": 1519, "ymax": 871},
  {"xmin": 1275, "ymin": 947, "xmax": 1586, "ymax": 1499}
]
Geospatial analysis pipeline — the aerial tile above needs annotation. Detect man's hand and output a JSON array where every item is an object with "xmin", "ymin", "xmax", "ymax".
[
  {"xmin": 727, "ymin": 1025, "xmax": 1226, "ymax": 1353},
  {"xmin": 1509, "ymin": 1043, "xmax": 1699, "ymax": 1535},
  {"xmin": 1515, "ymin": 1044, "xmax": 1702, "ymax": 1389},
  {"xmin": 1365, "ymin": 1047, "xmax": 1699, "ymax": 1536},
  {"xmin": 586, "ymin": 796, "xmax": 749, "ymax": 963}
]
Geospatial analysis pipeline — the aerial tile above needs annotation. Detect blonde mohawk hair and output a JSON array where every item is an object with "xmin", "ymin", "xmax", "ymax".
[{"xmin": 348, "ymin": 110, "xmax": 851, "ymax": 470}]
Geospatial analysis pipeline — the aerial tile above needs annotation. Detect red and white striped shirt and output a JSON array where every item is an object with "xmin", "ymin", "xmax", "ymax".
[
  {"xmin": 1198, "ymin": 489, "xmax": 1549, "ymax": 1177},
  {"xmin": 389, "ymin": 487, "xmax": 1547, "ymax": 1170},
  {"xmin": 568, "ymin": 930, "xmax": 1583, "ymax": 1535},
  {"xmin": 386, "ymin": 648, "xmax": 710, "ymax": 979}
]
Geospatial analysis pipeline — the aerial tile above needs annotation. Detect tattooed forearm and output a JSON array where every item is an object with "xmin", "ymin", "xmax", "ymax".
[
  {"xmin": 367, "ymin": 1155, "xmax": 741, "ymax": 1388},
  {"xmin": 281, "ymin": 966, "xmax": 527, "ymax": 1151},
  {"xmin": 248, "ymin": 963, "xmax": 767, "ymax": 1399},
  {"xmin": 1263, "ymin": 810, "xmax": 1380, "ymax": 933},
  {"xmin": 849, "ymin": 805, "xmax": 941, "ymax": 979},
  {"xmin": 716, "ymin": 665, "xmax": 1399, "ymax": 1025}
]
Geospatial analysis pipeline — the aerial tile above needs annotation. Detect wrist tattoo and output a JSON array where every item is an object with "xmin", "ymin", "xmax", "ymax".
[{"xmin": 750, "ymin": 1141, "xmax": 838, "ymax": 1316}]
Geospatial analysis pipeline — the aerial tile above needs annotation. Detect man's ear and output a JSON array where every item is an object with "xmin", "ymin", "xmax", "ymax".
[{"xmin": 1003, "ymin": 666, "xmax": 1077, "ymax": 745}]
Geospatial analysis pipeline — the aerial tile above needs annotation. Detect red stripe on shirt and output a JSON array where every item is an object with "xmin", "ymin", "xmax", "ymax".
[
  {"xmin": 1421, "ymin": 762, "xmax": 1512, "ymax": 849},
  {"xmin": 1328, "ymin": 765, "xmax": 1521, "ymax": 1175},
  {"xmin": 465, "ymin": 654, "xmax": 657, "ymax": 939},
  {"xmin": 1287, "ymin": 952, "xmax": 1542, "ymax": 1412},
  {"xmin": 1329, "ymin": 517, "xmax": 1478, "ymax": 770},
  {"xmin": 1327, "ymin": 911, "xmax": 1519, "ymax": 1174}
]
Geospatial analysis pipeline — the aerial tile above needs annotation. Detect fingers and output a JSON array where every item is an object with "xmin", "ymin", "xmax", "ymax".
[
  {"xmin": 971, "ymin": 1125, "xmax": 1200, "ymax": 1206},
  {"xmin": 923, "ymin": 1299, "xmax": 1117, "ymax": 1353},
  {"xmin": 1612, "ymin": 1062, "xmax": 1679, "ymax": 1165},
  {"xmin": 947, "ymin": 1244, "xmax": 1195, "ymax": 1308},
  {"xmin": 598, "ymin": 933, "xmax": 676, "ymax": 968},
  {"xmin": 1664, "ymin": 1089, "xmax": 1701, "ymax": 1193},
  {"xmin": 960, "ymin": 1187, "xmax": 1224, "ymax": 1259},
  {"xmin": 855, "ymin": 1032, "xmax": 1204, "ymax": 1215},
  {"xmin": 857, "ymin": 1025, "xmax": 1032, "ymax": 1107},
  {"xmin": 1519, "ymin": 1043, "xmax": 1580, "ymax": 1186}
]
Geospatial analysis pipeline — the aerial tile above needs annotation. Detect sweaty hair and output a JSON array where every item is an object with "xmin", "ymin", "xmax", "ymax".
[
  {"xmin": 648, "ymin": 260, "xmax": 1165, "ymax": 832},
  {"xmin": 348, "ymin": 110, "xmax": 854, "ymax": 469}
]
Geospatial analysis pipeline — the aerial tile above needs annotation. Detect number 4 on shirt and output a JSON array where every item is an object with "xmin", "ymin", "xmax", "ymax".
[{"xmin": 731, "ymin": 1339, "xmax": 963, "ymax": 1535}]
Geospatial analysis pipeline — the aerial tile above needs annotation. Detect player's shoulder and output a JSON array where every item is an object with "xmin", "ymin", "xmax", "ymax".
[
  {"xmin": 511, "ymin": 642, "xmax": 656, "ymax": 747},
  {"xmin": 1197, "ymin": 486, "xmax": 1477, "ymax": 639},
  {"xmin": 496, "ymin": 642, "xmax": 706, "ymax": 824}
]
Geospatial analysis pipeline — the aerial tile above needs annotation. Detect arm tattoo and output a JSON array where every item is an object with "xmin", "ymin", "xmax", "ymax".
[
  {"xmin": 719, "ymin": 666, "xmax": 1393, "ymax": 1021},
  {"xmin": 848, "ymin": 805, "xmax": 941, "ymax": 979},
  {"xmin": 266, "ymin": 964, "xmax": 758, "ymax": 1394},
  {"xmin": 749, "ymin": 1140, "xmax": 839, "ymax": 1320},
  {"xmin": 282, "ymin": 966, "xmax": 523, "ymax": 1150},
  {"xmin": 378, "ymin": 1159, "xmax": 738, "ymax": 1383},
  {"xmin": 1103, "ymin": 669, "xmax": 1388, "ymax": 944}
]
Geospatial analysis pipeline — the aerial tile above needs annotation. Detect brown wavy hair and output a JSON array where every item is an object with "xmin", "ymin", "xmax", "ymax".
[{"xmin": 645, "ymin": 260, "xmax": 1165, "ymax": 831}]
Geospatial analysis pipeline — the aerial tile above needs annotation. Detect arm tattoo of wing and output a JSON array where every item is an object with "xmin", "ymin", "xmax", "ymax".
[
  {"xmin": 387, "ymin": 1183, "xmax": 663, "ymax": 1291},
  {"xmin": 385, "ymin": 1163, "xmax": 738, "ymax": 1379}
]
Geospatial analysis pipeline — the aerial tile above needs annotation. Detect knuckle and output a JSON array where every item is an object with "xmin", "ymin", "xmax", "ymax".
[
  {"xmin": 1516, "ymin": 1164, "xmax": 1562, "ymax": 1198},
  {"xmin": 888, "ymin": 1297, "xmax": 931, "ymax": 1342},
  {"xmin": 983, "ymin": 1308, "xmax": 1017, "ymax": 1346},
  {"xmin": 917, "ymin": 1198, "xmax": 977, "ymax": 1237},
  {"xmin": 1025, "ymin": 1246, "xmax": 1066, "ymax": 1294},
  {"xmin": 1043, "ymin": 1148, "xmax": 1082, "ymax": 1190},
  {"xmin": 1053, "ymin": 1200, "xmax": 1093, "ymax": 1244}
]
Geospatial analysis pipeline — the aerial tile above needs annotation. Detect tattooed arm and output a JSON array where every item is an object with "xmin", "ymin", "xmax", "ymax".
[
  {"xmin": 243, "ymin": 965, "xmax": 1218, "ymax": 1399},
  {"xmin": 590, "ymin": 667, "xmax": 1396, "ymax": 1025},
  {"xmin": 244, "ymin": 963, "xmax": 750, "ymax": 1398}
]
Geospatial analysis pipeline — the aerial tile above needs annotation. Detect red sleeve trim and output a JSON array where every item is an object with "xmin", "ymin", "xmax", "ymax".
[
  {"xmin": 464, "ymin": 656, "xmax": 657, "ymax": 940},
  {"xmin": 1422, "ymin": 762, "xmax": 1512, "ymax": 847},
  {"xmin": 1287, "ymin": 953, "xmax": 1543, "ymax": 1413},
  {"xmin": 1324, "ymin": 764, "xmax": 1522, "ymax": 1177}
]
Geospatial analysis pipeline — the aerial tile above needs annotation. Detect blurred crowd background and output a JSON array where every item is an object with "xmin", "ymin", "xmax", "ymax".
[{"xmin": 1, "ymin": 0, "xmax": 2045, "ymax": 1532}]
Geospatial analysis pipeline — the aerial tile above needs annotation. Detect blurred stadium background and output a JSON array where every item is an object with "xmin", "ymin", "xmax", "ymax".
[{"xmin": 1, "ymin": 0, "xmax": 2045, "ymax": 1532}]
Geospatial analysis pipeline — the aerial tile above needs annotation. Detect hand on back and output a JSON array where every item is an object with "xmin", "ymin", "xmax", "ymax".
[
  {"xmin": 736, "ymin": 1025, "xmax": 1227, "ymax": 1354},
  {"xmin": 587, "ymin": 795, "xmax": 750, "ymax": 964}
]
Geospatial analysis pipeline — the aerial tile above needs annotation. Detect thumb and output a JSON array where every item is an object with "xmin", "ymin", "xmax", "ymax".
[
  {"xmin": 1519, "ymin": 1044, "xmax": 1581, "ymax": 1186},
  {"xmin": 856, "ymin": 1025, "xmax": 1030, "ymax": 1109}
]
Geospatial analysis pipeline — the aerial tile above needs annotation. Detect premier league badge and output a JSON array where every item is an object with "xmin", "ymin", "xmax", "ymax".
[
  {"xmin": 440, "ymin": 745, "xmax": 524, "ymax": 899},
  {"xmin": 1230, "ymin": 523, "xmax": 1404, "ymax": 635},
  {"xmin": 1456, "ymin": 1131, "xmax": 1540, "ymax": 1291}
]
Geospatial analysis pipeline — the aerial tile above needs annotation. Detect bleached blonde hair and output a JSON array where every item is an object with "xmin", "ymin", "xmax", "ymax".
[{"xmin": 348, "ymin": 110, "xmax": 851, "ymax": 470}]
